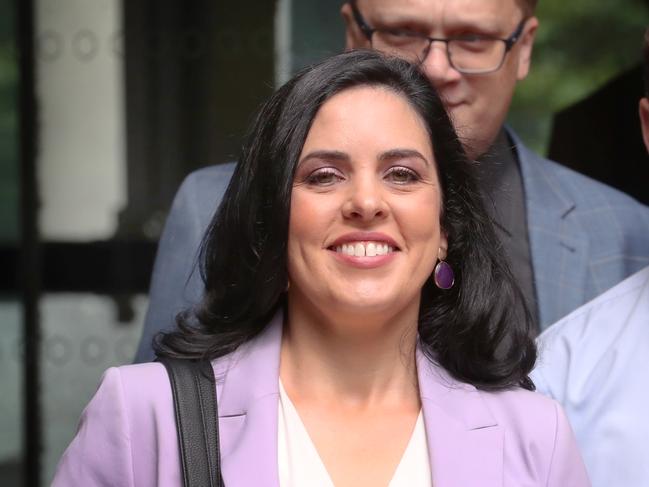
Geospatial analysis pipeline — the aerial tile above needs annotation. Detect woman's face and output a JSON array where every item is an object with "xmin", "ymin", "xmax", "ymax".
[{"xmin": 288, "ymin": 86, "xmax": 447, "ymax": 321}]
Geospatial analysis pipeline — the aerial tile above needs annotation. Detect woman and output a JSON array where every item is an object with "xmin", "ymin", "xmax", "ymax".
[{"xmin": 52, "ymin": 51, "xmax": 590, "ymax": 486}]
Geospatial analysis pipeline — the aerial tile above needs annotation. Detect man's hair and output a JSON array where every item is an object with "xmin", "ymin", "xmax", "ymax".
[
  {"xmin": 154, "ymin": 50, "xmax": 537, "ymax": 392},
  {"xmin": 517, "ymin": 0, "xmax": 538, "ymax": 17},
  {"xmin": 643, "ymin": 27, "xmax": 649, "ymax": 96}
]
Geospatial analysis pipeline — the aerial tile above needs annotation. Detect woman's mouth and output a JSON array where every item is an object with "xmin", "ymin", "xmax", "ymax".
[{"xmin": 333, "ymin": 241, "xmax": 396, "ymax": 257}]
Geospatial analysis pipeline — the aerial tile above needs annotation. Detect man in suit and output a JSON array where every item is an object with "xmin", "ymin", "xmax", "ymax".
[
  {"xmin": 532, "ymin": 29, "xmax": 649, "ymax": 486},
  {"xmin": 135, "ymin": 0, "xmax": 649, "ymax": 362}
]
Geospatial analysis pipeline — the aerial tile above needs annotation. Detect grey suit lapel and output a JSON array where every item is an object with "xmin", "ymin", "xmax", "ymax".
[{"xmin": 512, "ymin": 133, "xmax": 590, "ymax": 328}]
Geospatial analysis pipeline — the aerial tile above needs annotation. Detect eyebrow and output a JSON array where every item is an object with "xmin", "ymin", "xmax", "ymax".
[
  {"xmin": 379, "ymin": 148, "xmax": 430, "ymax": 165},
  {"xmin": 299, "ymin": 148, "xmax": 429, "ymax": 165},
  {"xmin": 298, "ymin": 150, "xmax": 349, "ymax": 165},
  {"xmin": 374, "ymin": 13, "xmax": 430, "ymax": 31},
  {"xmin": 374, "ymin": 8, "xmax": 502, "ymax": 36}
]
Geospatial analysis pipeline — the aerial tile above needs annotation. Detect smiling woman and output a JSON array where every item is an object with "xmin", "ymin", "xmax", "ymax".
[{"xmin": 51, "ymin": 50, "xmax": 590, "ymax": 486}]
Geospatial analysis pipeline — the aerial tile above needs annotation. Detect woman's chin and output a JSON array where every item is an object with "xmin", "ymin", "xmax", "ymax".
[
  {"xmin": 288, "ymin": 280, "xmax": 422, "ymax": 325},
  {"xmin": 323, "ymin": 290, "xmax": 415, "ymax": 320}
]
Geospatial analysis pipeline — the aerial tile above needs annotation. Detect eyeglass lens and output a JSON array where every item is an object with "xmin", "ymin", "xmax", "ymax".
[{"xmin": 371, "ymin": 32, "xmax": 508, "ymax": 73}]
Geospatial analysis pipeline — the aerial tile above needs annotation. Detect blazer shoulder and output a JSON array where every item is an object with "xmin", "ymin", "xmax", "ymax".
[
  {"xmin": 514, "ymin": 130, "xmax": 646, "ymax": 208},
  {"xmin": 51, "ymin": 366, "xmax": 159, "ymax": 487},
  {"xmin": 530, "ymin": 149, "xmax": 649, "ymax": 212},
  {"xmin": 54, "ymin": 358, "xmax": 241, "ymax": 486},
  {"xmin": 113, "ymin": 362, "xmax": 175, "ymax": 410},
  {"xmin": 480, "ymin": 388, "xmax": 590, "ymax": 485},
  {"xmin": 180, "ymin": 163, "xmax": 236, "ymax": 194},
  {"xmin": 481, "ymin": 386, "xmax": 559, "ymax": 434},
  {"xmin": 74, "ymin": 363, "xmax": 177, "ymax": 446},
  {"xmin": 480, "ymin": 388, "xmax": 565, "ymax": 460},
  {"xmin": 164, "ymin": 162, "xmax": 237, "ymax": 244},
  {"xmin": 79, "ymin": 364, "xmax": 182, "ymax": 486},
  {"xmin": 172, "ymin": 163, "xmax": 236, "ymax": 215}
]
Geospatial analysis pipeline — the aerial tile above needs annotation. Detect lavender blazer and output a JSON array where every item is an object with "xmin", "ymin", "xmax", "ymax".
[{"xmin": 52, "ymin": 313, "xmax": 590, "ymax": 487}]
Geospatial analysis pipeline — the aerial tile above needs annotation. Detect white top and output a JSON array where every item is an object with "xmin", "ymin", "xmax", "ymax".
[{"xmin": 277, "ymin": 380, "xmax": 432, "ymax": 487}]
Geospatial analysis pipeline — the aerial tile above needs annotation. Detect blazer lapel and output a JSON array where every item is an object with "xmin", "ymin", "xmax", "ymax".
[
  {"xmin": 213, "ymin": 316, "xmax": 508, "ymax": 487},
  {"xmin": 213, "ymin": 313, "xmax": 283, "ymax": 487},
  {"xmin": 511, "ymin": 132, "xmax": 590, "ymax": 328},
  {"xmin": 417, "ymin": 349, "xmax": 503, "ymax": 487}
]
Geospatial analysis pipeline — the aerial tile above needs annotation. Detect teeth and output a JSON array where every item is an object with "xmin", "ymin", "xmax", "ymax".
[
  {"xmin": 376, "ymin": 244, "xmax": 389, "ymax": 256},
  {"xmin": 354, "ymin": 243, "xmax": 365, "ymax": 257},
  {"xmin": 335, "ymin": 242, "xmax": 395, "ymax": 257},
  {"xmin": 366, "ymin": 242, "xmax": 376, "ymax": 257}
]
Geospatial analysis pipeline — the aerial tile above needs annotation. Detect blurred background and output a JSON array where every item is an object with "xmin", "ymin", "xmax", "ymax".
[{"xmin": 1, "ymin": 0, "xmax": 647, "ymax": 485}]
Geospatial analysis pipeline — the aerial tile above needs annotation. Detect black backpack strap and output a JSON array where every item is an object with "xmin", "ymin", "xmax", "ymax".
[{"xmin": 159, "ymin": 357, "xmax": 224, "ymax": 487}]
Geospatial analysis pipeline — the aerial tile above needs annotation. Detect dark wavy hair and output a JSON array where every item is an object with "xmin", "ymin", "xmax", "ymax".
[
  {"xmin": 154, "ymin": 50, "xmax": 537, "ymax": 392},
  {"xmin": 644, "ymin": 27, "xmax": 649, "ymax": 96}
]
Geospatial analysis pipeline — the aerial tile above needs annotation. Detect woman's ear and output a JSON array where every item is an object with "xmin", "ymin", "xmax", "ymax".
[{"xmin": 438, "ymin": 233, "xmax": 448, "ymax": 261}]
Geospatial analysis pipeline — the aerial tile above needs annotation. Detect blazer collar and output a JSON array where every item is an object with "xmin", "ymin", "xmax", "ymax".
[
  {"xmin": 214, "ymin": 313, "xmax": 503, "ymax": 486},
  {"xmin": 416, "ymin": 348, "xmax": 503, "ymax": 486},
  {"xmin": 508, "ymin": 128, "xmax": 590, "ymax": 327},
  {"xmin": 214, "ymin": 312, "xmax": 283, "ymax": 487},
  {"xmin": 510, "ymin": 128, "xmax": 576, "ymax": 217}
]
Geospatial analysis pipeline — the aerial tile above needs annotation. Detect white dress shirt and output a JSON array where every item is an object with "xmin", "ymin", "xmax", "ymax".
[{"xmin": 532, "ymin": 266, "xmax": 649, "ymax": 487}]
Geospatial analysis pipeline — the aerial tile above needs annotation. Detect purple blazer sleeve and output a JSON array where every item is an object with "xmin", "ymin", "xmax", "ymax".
[{"xmin": 51, "ymin": 368, "xmax": 135, "ymax": 487}]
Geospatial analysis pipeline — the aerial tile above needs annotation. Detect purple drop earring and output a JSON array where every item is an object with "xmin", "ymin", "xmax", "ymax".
[{"xmin": 434, "ymin": 260, "xmax": 455, "ymax": 290}]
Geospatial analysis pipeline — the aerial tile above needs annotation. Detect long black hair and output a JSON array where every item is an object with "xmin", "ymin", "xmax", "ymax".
[{"xmin": 154, "ymin": 50, "xmax": 537, "ymax": 391}]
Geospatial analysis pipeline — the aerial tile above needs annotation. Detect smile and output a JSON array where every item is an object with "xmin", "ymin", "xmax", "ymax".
[{"xmin": 334, "ymin": 242, "xmax": 395, "ymax": 257}]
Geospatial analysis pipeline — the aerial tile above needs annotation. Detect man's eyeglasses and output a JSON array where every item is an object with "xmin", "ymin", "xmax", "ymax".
[{"xmin": 349, "ymin": 1, "xmax": 527, "ymax": 75}]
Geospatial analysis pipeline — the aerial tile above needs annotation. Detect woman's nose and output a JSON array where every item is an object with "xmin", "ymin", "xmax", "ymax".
[{"xmin": 341, "ymin": 177, "xmax": 389, "ymax": 222}]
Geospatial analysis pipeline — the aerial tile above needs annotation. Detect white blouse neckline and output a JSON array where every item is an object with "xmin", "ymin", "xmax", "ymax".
[{"xmin": 277, "ymin": 380, "xmax": 432, "ymax": 487}]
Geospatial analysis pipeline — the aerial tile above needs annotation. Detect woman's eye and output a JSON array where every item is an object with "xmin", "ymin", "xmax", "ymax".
[
  {"xmin": 305, "ymin": 168, "xmax": 343, "ymax": 186},
  {"xmin": 385, "ymin": 167, "xmax": 419, "ymax": 184}
]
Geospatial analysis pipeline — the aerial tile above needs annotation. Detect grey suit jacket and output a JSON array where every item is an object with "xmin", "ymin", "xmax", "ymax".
[{"xmin": 134, "ymin": 132, "xmax": 649, "ymax": 362}]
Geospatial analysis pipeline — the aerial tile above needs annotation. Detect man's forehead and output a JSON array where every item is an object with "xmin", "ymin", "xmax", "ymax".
[{"xmin": 358, "ymin": 0, "xmax": 522, "ymax": 28}]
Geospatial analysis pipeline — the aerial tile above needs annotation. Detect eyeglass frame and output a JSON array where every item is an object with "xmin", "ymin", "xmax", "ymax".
[{"xmin": 349, "ymin": 1, "xmax": 528, "ymax": 75}]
